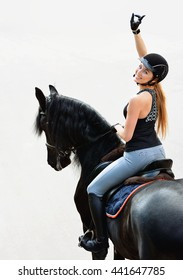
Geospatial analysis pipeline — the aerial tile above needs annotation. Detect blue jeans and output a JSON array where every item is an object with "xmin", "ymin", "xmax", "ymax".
[{"xmin": 87, "ymin": 145, "xmax": 165, "ymax": 196}]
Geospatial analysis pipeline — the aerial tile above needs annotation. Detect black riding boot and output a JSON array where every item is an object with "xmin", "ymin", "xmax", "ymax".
[{"xmin": 79, "ymin": 193, "xmax": 109, "ymax": 253}]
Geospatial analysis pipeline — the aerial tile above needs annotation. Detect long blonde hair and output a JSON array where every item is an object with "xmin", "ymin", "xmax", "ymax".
[{"xmin": 154, "ymin": 83, "xmax": 168, "ymax": 138}]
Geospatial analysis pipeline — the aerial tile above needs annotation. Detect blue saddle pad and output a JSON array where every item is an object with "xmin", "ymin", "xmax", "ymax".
[{"xmin": 105, "ymin": 184, "xmax": 140, "ymax": 217}]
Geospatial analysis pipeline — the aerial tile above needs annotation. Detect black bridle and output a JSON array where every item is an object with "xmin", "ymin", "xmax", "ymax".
[
  {"xmin": 46, "ymin": 126, "xmax": 113, "ymax": 157},
  {"xmin": 39, "ymin": 111, "xmax": 74, "ymax": 170},
  {"xmin": 45, "ymin": 142, "xmax": 75, "ymax": 157},
  {"xmin": 45, "ymin": 127, "xmax": 116, "ymax": 170}
]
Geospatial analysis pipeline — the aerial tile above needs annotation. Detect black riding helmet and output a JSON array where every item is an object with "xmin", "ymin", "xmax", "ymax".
[{"xmin": 139, "ymin": 53, "xmax": 169, "ymax": 85}]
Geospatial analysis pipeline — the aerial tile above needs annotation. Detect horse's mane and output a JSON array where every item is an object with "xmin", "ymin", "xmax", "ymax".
[{"xmin": 35, "ymin": 94, "xmax": 112, "ymax": 148}]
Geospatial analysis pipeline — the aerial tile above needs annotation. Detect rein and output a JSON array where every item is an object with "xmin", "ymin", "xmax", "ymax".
[{"xmin": 46, "ymin": 126, "xmax": 116, "ymax": 160}]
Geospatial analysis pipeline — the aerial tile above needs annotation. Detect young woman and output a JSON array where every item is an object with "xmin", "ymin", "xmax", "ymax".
[{"xmin": 79, "ymin": 13, "xmax": 169, "ymax": 253}]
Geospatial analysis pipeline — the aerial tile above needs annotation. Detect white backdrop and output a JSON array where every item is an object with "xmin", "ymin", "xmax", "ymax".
[{"xmin": 0, "ymin": 0, "xmax": 183, "ymax": 259}]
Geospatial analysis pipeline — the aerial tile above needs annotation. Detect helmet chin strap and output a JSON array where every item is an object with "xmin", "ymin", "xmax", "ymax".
[
  {"xmin": 133, "ymin": 74, "xmax": 158, "ymax": 86},
  {"xmin": 138, "ymin": 80, "xmax": 156, "ymax": 86}
]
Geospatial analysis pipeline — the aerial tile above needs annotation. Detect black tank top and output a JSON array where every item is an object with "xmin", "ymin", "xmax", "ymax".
[{"xmin": 123, "ymin": 89, "xmax": 161, "ymax": 152}]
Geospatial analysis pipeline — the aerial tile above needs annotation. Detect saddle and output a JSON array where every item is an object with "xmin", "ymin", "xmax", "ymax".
[
  {"xmin": 89, "ymin": 158, "xmax": 174, "ymax": 187},
  {"xmin": 83, "ymin": 158, "xmax": 174, "ymax": 237}
]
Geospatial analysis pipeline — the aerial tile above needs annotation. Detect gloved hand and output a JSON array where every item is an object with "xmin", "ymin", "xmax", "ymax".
[{"xmin": 130, "ymin": 13, "xmax": 145, "ymax": 34}]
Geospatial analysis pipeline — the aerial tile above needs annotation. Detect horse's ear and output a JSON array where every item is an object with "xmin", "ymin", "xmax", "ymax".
[
  {"xmin": 49, "ymin": 85, "xmax": 59, "ymax": 96},
  {"xmin": 35, "ymin": 87, "xmax": 46, "ymax": 112}
]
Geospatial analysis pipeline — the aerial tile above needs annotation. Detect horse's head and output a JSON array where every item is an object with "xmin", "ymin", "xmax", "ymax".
[
  {"xmin": 35, "ymin": 85, "xmax": 72, "ymax": 171},
  {"xmin": 35, "ymin": 85, "xmax": 124, "ymax": 174}
]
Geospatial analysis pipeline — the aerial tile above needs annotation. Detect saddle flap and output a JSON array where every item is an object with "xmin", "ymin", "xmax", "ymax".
[{"xmin": 87, "ymin": 161, "xmax": 112, "ymax": 185}]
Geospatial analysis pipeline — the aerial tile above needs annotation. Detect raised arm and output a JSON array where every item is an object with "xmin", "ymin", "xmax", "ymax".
[{"xmin": 130, "ymin": 13, "xmax": 147, "ymax": 58}]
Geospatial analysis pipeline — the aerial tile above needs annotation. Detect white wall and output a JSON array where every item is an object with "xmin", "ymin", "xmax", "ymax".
[{"xmin": 0, "ymin": 0, "xmax": 183, "ymax": 259}]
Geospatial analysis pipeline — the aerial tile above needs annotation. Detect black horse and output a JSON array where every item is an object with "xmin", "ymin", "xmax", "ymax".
[{"xmin": 35, "ymin": 85, "xmax": 183, "ymax": 260}]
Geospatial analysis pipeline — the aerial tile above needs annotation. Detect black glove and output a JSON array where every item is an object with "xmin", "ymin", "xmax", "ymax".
[{"xmin": 130, "ymin": 13, "xmax": 145, "ymax": 34}]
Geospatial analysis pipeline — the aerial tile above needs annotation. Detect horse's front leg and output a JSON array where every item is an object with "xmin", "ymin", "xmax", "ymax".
[
  {"xmin": 92, "ymin": 249, "xmax": 108, "ymax": 260},
  {"xmin": 114, "ymin": 246, "xmax": 125, "ymax": 260},
  {"xmin": 74, "ymin": 179, "xmax": 92, "ymax": 230}
]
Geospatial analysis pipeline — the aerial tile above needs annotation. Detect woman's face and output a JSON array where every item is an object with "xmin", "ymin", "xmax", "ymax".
[{"xmin": 134, "ymin": 63, "xmax": 154, "ymax": 84}]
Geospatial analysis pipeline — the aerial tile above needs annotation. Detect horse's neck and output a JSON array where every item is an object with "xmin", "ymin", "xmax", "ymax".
[
  {"xmin": 77, "ymin": 146, "xmax": 101, "ymax": 174},
  {"xmin": 77, "ymin": 136, "xmax": 120, "ymax": 176}
]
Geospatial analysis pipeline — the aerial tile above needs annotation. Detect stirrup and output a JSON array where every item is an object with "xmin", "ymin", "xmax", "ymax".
[
  {"xmin": 79, "ymin": 236, "xmax": 109, "ymax": 253},
  {"xmin": 78, "ymin": 229, "xmax": 95, "ymax": 247}
]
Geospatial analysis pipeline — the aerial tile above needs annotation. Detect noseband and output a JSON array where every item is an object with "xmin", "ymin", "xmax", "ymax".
[
  {"xmin": 46, "ymin": 142, "xmax": 75, "ymax": 170},
  {"xmin": 46, "ymin": 142, "xmax": 75, "ymax": 157}
]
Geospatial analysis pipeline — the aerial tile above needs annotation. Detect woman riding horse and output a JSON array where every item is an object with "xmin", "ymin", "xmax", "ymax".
[{"xmin": 79, "ymin": 14, "xmax": 169, "ymax": 254}]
